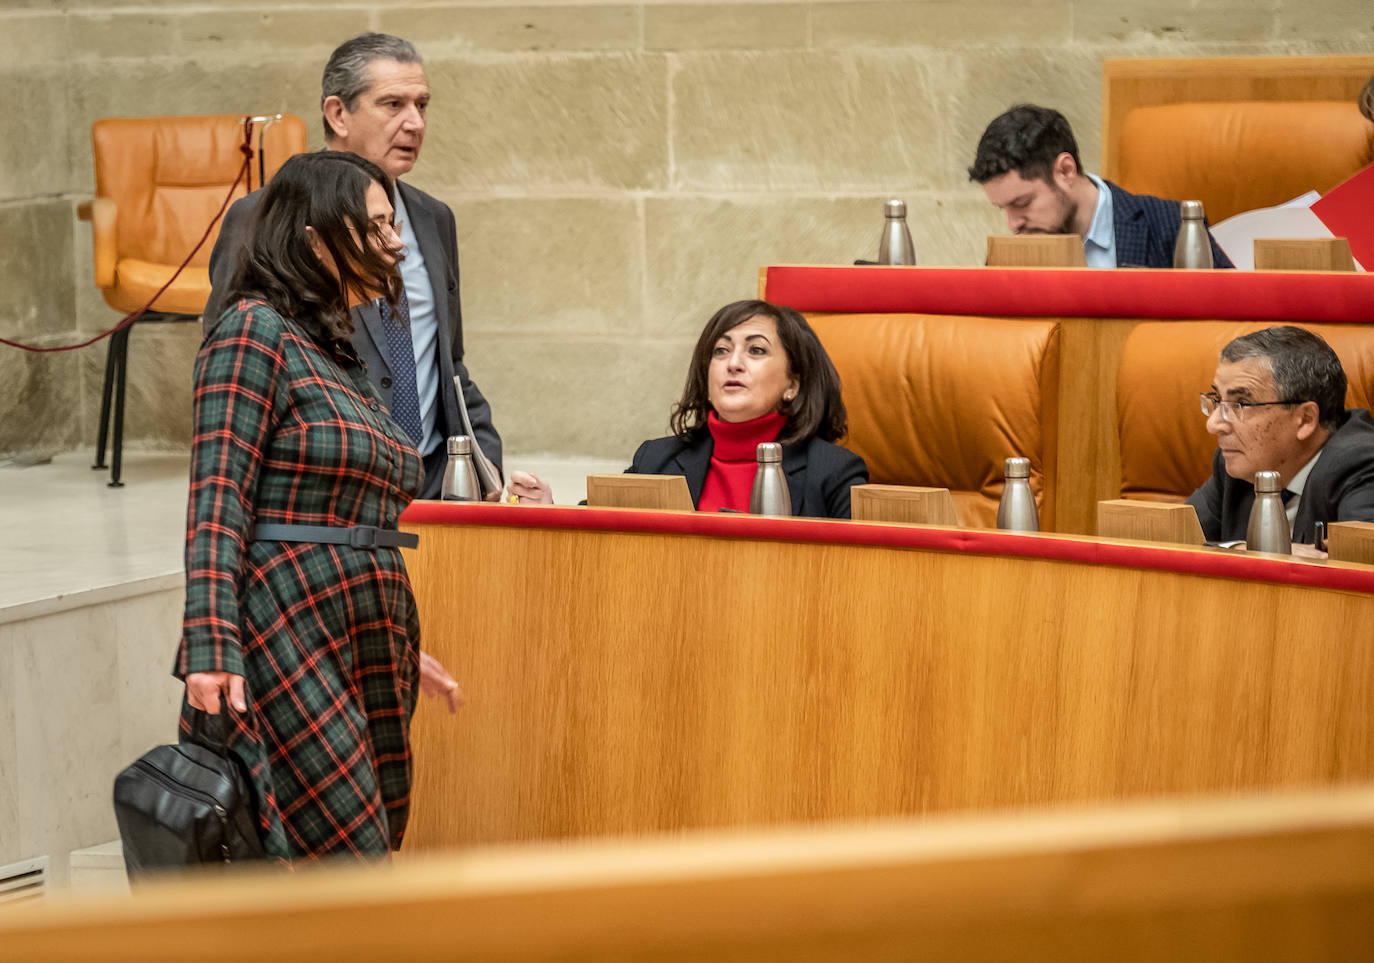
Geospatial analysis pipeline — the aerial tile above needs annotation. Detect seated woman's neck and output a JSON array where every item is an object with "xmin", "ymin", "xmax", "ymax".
[{"xmin": 707, "ymin": 411, "xmax": 786, "ymax": 460}]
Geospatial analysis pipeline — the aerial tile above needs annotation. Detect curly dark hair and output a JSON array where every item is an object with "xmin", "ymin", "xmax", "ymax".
[
  {"xmin": 669, "ymin": 299, "xmax": 848, "ymax": 445},
  {"xmin": 225, "ymin": 151, "xmax": 403, "ymax": 341},
  {"xmin": 1360, "ymin": 73, "xmax": 1374, "ymax": 123},
  {"xmin": 968, "ymin": 104, "xmax": 1084, "ymax": 184}
]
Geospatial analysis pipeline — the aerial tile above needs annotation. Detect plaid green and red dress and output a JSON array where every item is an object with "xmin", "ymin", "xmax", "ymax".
[{"xmin": 175, "ymin": 300, "xmax": 425, "ymax": 862}]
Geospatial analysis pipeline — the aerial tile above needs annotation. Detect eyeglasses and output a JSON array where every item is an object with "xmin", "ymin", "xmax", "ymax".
[
  {"xmin": 351, "ymin": 220, "xmax": 403, "ymax": 239},
  {"xmin": 1199, "ymin": 393, "xmax": 1298, "ymax": 423}
]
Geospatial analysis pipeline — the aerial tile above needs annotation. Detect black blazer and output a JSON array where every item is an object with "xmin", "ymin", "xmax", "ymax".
[
  {"xmin": 1186, "ymin": 408, "xmax": 1374, "ymax": 543},
  {"xmin": 203, "ymin": 179, "xmax": 502, "ymax": 496},
  {"xmin": 628, "ymin": 431, "xmax": 868, "ymax": 519}
]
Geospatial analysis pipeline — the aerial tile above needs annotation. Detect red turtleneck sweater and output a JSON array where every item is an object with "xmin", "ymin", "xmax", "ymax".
[{"xmin": 697, "ymin": 411, "xmax": 786, "ymax": 513}]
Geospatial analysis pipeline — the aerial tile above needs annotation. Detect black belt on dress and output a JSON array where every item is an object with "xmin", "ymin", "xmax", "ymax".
[{"xmin": 250, "ymin": 523, "xmax": 418, "ymax": 550}]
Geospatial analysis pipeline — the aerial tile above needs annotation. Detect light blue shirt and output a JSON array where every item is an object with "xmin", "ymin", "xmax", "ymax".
[
  {"xmin": 1082, "ymin": 173, "xmax": 1116, "ymax": 269},
  {"xmin": 392, "ymin": 188, "xmax": 440, "ymax": 457}
]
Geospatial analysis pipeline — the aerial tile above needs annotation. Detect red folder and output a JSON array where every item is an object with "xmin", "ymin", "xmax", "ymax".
[{"xmin": 1311, "ymin": 163, "xmax": 1374, "ymax": 270}]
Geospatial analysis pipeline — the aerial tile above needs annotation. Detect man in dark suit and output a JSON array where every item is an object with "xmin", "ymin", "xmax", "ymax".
[
  {"xmin": 1187, "ymin": 326, "xmax": 1374, "ymax": 554},
  {"xmin": 204, "ymin": 33, "xmax": 501, "ymax": 499},
  {"xmin": 968, "ymin": 104, "xmax": 1233, "ymax": 269}
]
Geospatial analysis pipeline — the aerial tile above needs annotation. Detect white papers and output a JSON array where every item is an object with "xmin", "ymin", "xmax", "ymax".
[{"xmin": 1209, "ymin": 191, "xmax": 1365, "ymax": 271}]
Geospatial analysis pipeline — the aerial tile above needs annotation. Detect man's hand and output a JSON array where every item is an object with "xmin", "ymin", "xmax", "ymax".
[
  {"xmin": 508, "ymin": 470, "xmax": 554, "ymax": 504},
  {"xmin": 186, "ymin": 672, "xmax": 246, "ymax": 714},
  {"xmin": 419, "ymin": 651, "xmax": 466, "ymax": 714}
]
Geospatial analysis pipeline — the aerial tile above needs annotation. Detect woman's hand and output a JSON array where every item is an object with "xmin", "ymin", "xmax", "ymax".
[
  {"xmin": 186, "ymin": 671, "xmax": 246, "ymax": 714},
  {"xmin": 508, "ymin": 470, "xmax": 555, "ymax": 505},
  {"xmin": 419, "ymin": 651, "xmax": 466, "ymax": 714}
]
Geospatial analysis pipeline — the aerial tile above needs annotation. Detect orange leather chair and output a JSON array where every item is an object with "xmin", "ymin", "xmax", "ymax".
[
  {"xmin": 809, "ymin": 313, "xmax": 1060, "ymax": 529},
  {"xmin": 1102, "ymin": 56, "xmax": 1374, "ymax": 223},
  {"xmin": 80, "ymin": 113, "xmax": 307, "ymax": 485},
  {"xmin": 1117, "ymin": 322, "xmax": 1374, "ymax": 503},
  {"xmin": 1114, "ymin": 102, "xmax": 1374, "ymax": 223}
]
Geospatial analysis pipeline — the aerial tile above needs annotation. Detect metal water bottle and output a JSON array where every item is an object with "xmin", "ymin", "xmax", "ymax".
[
  {"xmin": 1246, "ymin": 470, "xmax": 1291, "ymax": 555},
  {"xmin": 749, "ymin": 442, "xmax": 791, "ymax": 516},
  {"xmin": 441, "ymin": 435, "xmax": 481, "ymax": 502},
  {"xmin": 1173, "ymin": 200, "xmax": 1213, "ymax": 269},
  {"xmin": 877, "ymin": 199, "xmax": 917, "ymax": 265},
  {"xmin": 996, "ymin": 457, "xmax": 1039, "ymax": 532}
]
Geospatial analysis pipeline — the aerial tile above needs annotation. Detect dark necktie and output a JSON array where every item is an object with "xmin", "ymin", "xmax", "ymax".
[
  {"xmin": 378, "ymin": 288, "xmax": 424, "ymax": 447},
  {"xmin": 1281, "ymin": 488, "xmax": 1296, "ymax": 505}
]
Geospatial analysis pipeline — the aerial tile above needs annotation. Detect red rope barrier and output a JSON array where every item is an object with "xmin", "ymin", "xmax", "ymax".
[{"xmin": 0, "ymin": 116, "xmax": 256, "ymax": 354}]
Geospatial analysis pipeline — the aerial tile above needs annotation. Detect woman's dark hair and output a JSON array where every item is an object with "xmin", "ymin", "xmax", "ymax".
[
  {"xmin": 226, "ymin": 150, "xmax": 402, "ymax": 340},
  {"xmin": 669, "ymin": 299, "xmax": 848, "ymax": 445}
]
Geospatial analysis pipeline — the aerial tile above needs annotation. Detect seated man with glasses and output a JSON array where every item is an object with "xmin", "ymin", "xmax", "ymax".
[{"xmin": 1187, "ymin": 326, "xmax": 1374, "ymax": 554}]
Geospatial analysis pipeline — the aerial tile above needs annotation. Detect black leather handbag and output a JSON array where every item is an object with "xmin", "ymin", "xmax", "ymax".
[{"xmin": 113, "ymin": 706, "xmax": 265, "ymax": 877}]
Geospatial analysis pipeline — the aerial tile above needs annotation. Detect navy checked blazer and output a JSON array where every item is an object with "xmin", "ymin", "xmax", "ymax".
[{"xmin": 1107, "ymin": 180, "xmax": 1234, "ymax": 269}]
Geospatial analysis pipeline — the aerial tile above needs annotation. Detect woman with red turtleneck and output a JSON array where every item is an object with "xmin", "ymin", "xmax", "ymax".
[{"xmin": 510, "ymin": 300, "xmax": 867, "ymax": 519}]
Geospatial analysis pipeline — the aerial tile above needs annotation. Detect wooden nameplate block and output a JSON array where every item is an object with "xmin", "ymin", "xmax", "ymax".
[
  {"xmin": 852, "ymin": 484, "xmax": 959, "ymax": 526},
  {"xmin": 1254, "ymin": 238, "xmax": 1356, "ymax": 272},
  {"xmin": 1326, "ymin": 521, "xmax": 1374, "ymax": 565},
  {"xmin": 1097, "ymin": 499, "xmax": 1205, "ymax": 546},
  {"xmin": 585, "ymin": 474, "xmax": 694, "ymax": 512},
  {"xmin": 986, "ymin": 234, "xmax": 1087, "ymax": 267}
]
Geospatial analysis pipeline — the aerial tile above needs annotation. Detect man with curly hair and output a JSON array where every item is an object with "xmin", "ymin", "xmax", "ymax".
[{"xmin": 969, "ymin": 104, "xmax": 1233, "ymax": 269}]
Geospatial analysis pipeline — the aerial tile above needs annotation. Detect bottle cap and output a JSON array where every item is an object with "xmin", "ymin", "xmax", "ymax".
[
  {"xmin": 884, "ymin": 199, "xmax": 907, "ymax": 218},
  {"xmin": 756, "ymin": 442, "xmax": 783, "ymax": 463},
  {"xmin": 1180, "ymin": 200, "xmax": 1205, "ymax": 220},
  {"xmin": 447, "ymin": 435, "xmax": 472, "ymax": 455},
  {"xmin": 1004, "ymin": 456, "xmax": 1030, "ymax": 479},
  {"xmin": 1253, "ymin": 469, "xmax": 1282, "ymax": 493}
]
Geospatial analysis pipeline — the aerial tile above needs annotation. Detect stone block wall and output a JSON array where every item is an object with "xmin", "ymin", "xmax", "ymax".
[{"xmin": 2, "ymin": 0, "xmax": 1372, "ymax": 462}]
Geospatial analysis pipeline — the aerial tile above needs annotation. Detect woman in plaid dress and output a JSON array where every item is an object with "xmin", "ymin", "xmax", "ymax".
[{"xmin": 176, "ymin": 151, "xmax": 461, "ymax": 861}]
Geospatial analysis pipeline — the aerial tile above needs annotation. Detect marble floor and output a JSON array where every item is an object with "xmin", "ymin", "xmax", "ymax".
[
  {"xmin": 0, "ymin": 447, "xmax": 624, "ymax": 619},
  {"xmin": 0, "ymin": 450, "xmax": 189, "ymax": 620}
]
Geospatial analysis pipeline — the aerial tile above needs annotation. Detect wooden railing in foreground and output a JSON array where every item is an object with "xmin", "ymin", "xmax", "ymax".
[
  {"xmin": 5, "ymin": 787, "xmax": 1374, "ymax": 962},
  {"xmin": 399, "ymin": 503, "xmax": 1374, "ymax": 850}
]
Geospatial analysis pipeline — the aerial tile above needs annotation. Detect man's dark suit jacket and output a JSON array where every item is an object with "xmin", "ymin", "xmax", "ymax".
[
  {"xmin": 1107, "ymin": 180, "xmax": 1235, "ymax": 269},
  {"xmin": 203, "ymin": 179, "xmax": 501, "ymax": 497},
  {"xmin": 1186, "ymin": 409, "xmax": 1374, "ymax": 543},
  {"xmin": 628, "ymin": 431, "xmax": 868, "ymax": 519}
]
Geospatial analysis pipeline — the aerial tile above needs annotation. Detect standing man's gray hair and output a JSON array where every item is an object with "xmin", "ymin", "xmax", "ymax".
[{"xmin": 320, "ymin": 33, "xmax": 423, "ymax": 141}]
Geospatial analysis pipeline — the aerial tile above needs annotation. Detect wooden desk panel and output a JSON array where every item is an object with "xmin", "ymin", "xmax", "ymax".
[
  {"xmin": 1054, "ymin": 315, "xmax": 1136, "ymax": 531},
  {"xmin": 400, "ymin": 509, "xmax": 1374, "ymax": 850},
  {"xmin": 8, "ymin": 788, "xmax": 1374, "ymax": 962}
]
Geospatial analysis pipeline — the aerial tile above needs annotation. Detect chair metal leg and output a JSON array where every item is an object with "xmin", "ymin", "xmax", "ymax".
[
  {"xmin": 92, "ymin": 311, "xmax": 194, "ymax": 486},
  {"xmin": 107, "ymin": 326, "xmax": 130, "ymax": 488},
  {"xmin": 92, "ymin": 330, "xmax": 120, "ymax": 471}
]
